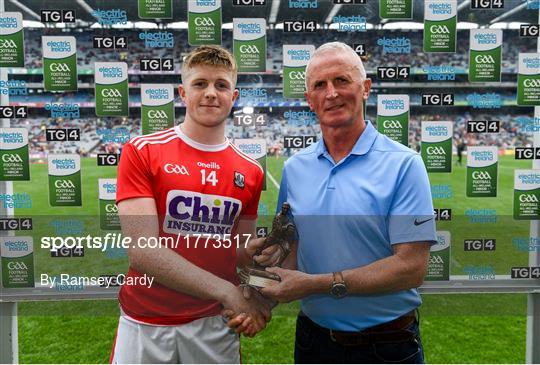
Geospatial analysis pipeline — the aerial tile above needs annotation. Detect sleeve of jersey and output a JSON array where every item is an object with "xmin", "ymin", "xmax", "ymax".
[
  {"xmin": 243, "ymin": 168, "xmax": 264, "ymax": 219},
  {"xmin": 388, "ymin": 154, "xmax": 437, "ymax": 245},
  {"xmin": 116, "ymin": 142, "xmax": 154, "ymax": 204}
]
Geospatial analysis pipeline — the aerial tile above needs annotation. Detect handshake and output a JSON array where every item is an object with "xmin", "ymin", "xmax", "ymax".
[
  {"xmin": 222, "ymin": 202, "xmax": 298, "ymax": 337},
  {"xmin": 221, "ymin": 236, "xmax": 282, "ymax": 337}
]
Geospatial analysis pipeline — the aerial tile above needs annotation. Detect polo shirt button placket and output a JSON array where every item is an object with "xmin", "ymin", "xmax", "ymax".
[{"xmin": 328, "ymin": 168, "xmax": 336, "ymax": 189}]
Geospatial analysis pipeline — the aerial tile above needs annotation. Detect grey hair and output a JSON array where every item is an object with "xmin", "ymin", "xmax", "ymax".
[{"xmin": 305, "ymin": 42, "xmax": 366, "ymax": 89}]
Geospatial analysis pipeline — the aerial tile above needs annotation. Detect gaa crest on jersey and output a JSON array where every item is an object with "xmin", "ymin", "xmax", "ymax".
[
  {"xmin": 163, "ymin": 163, "xmax": 189, "ymax": 175},
  {"xmin": 164, "ymin": 190, "xmax": 242, "ymax": 236},
  {"xmin": 234, "ymin": 171, "xmax": 245, "ymax": 189}
]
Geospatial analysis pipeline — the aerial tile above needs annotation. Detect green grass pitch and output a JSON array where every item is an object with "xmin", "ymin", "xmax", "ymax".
[{"xmin": 10, "ymin": 155, "xmax": 532, "ymax": 363}]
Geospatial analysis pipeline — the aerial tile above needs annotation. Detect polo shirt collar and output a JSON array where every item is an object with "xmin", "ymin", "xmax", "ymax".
[{"xmin": 316, "ymin": 120, "xmax": 378, "ymax": 158}]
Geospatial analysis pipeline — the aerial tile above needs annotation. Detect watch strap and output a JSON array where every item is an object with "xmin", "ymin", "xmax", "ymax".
[{"xmin": 332, "ymin": 271, "xmax": 344, "ymax": 285}]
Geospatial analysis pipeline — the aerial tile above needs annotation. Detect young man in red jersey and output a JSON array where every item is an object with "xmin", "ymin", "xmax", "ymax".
[{"xmin": 111, "ymin": 45, "xmax": 273, "ymax": 363}]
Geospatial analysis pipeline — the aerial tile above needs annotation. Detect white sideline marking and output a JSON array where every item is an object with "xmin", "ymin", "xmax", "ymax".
[{"xmin": 267, "ymin": 171, "xmax": 280, "ymax": 189}]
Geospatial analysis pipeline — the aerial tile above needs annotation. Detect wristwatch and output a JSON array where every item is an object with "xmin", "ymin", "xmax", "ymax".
[{"xmin": 330, "ymin": 271, "xmax": 348, "ymax": 299}]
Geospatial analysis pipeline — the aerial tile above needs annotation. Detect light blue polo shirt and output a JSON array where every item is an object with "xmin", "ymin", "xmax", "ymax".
[{"xmin": 277, "ymin": 121, "xmax": 437, "ymax": 331}]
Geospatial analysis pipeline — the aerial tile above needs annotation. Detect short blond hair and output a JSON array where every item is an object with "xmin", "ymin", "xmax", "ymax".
[{"xmin": 181, "ymin": 45, "xmax": 238, "ymax": 86}]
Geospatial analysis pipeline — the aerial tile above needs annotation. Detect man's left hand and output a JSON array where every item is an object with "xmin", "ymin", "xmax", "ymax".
[
  {"xmin": 245, "ymin": 237, "xmax": 283, "ymax": 267},
  {"xmin": 260, "ymin": 267, "xmax": 312, "ymax": 303}
]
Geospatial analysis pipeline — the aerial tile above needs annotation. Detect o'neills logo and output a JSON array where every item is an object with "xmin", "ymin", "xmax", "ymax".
[{"xmin": 164, "ymin": 190, "xmax": 242, "ymax": 236}]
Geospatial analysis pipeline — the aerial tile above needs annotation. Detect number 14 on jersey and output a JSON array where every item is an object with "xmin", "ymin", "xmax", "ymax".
[{"xmin": 200, "ymin": 169, "xmax": 218, "ymax": 186}]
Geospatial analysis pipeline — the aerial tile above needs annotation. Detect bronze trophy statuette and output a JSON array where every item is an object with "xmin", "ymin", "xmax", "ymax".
[{"xmin": 240, "ymin": 202, "xmax": 297, "ymax": 288}]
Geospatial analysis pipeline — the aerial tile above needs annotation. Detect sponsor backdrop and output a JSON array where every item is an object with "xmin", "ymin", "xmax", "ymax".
[{"xmin": 0, "ymin": 0, "xmax": 538, "ymax": 304}]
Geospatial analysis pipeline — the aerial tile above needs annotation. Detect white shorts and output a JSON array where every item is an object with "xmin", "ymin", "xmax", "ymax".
[{"xmin": 110, "ymin": 315, "xmax": 241, "ymax": 364}]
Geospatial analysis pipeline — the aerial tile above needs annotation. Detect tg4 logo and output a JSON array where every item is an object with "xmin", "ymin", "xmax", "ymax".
[
  {"xmin": 0, "ymin": 106, "xmax": 27, "ymax": 119},
  {"xmin": 422, "ymin": 94, "xmax": 454, "ymax": 106},
  {"xmin": 140, "ymin": 58, "xmax": 174, "ymax": 72},
  {"xmin": 377, "ymin": 67, "xmax": 409, "ymax": 81}
]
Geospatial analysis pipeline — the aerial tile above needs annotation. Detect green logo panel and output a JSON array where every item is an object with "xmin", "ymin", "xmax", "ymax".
[
  {"xmin": 424, "ymin": 18, "xmax": 456, "ymax": 53},
  {"xmin": 95, "ymin": 81, "xmax": 129, "ymax": 117},
  {"xmin": 283, "ymin": 66, "xmax": 306, "ymax": 98},
  {"xmin": 517, "ymin": 74, "xmax": 540, "ymax": 106},
  {"xmin": 49, "ymin": 171, "xmax": 82, "ymax": 207},
  {"xmin": 466, "ymin": 163, "xmax": 498, "ymax": 197},
  {"xmin": 188, "ymin": 9, "xmax": 221, "ymax": 45},
  {"xmin": 380, "ymin": 0, "xmax": 412, "ymax": 19},
  {"xmin": 0, "ymin": 30, "xmax": 24, "ymax": 67},
  {"xmin": 514, "ymin": 188, "xmax": 540, "ymax": 220},
  {"xmin": 0, "ymin": 145, "xmax": 29, "ymax": 181},
  {"xmin": 43, "ymin": 54, "xmax": 78, "ymax": 92},
  {"xmin": 421, "ymin": 139, "xmax": 452, "ymax": 173},
  {"xmin": 142, "ymin": 102, "xmax": 175, "ymax": 135},
  {"xmin": 138, "ymin": 0, "xmax": 172, "ymax": 18},
  {"xmin": 425, "ymin": 248, "xmax": 449, "ymax": 281},
  {"xmin": 234, "ymin": 37, "xmax": 266, "ymax": 73},
  {"xmin": 100, "ymin": 199, "xmax": 121, "ymax": 230},
  {"xmin": 376, "ymin": 112, "xmax": 409, "ymax": 146},
  {"xmin": 2, "ymin": 253, "xmax": 34, "ymax": 288},
  {"xmin": 469, "ymin": 47, "xmax": 501, "ymax": 83}
]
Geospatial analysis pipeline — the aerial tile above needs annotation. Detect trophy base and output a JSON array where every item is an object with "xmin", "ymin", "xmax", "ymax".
[{"xmin": 241, "ymin": 268, "xmax": 281, "ymax": 288}]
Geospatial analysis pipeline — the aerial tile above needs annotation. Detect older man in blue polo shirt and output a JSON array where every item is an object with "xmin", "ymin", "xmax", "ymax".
[{"xmin": 260, "ymin": 42, "xmax": 437, "ymax": 363}]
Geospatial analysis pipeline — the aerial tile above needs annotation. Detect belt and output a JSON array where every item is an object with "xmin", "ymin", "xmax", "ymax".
[{"xmin": 299, "ymin": 310, "xmax": 417, "ymax": 346}]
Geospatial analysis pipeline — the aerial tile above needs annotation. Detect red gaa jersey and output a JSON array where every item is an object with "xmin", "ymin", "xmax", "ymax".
[{"xmin": 116, "ymin": 126, "xmax": 264, "ymax": 325}]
